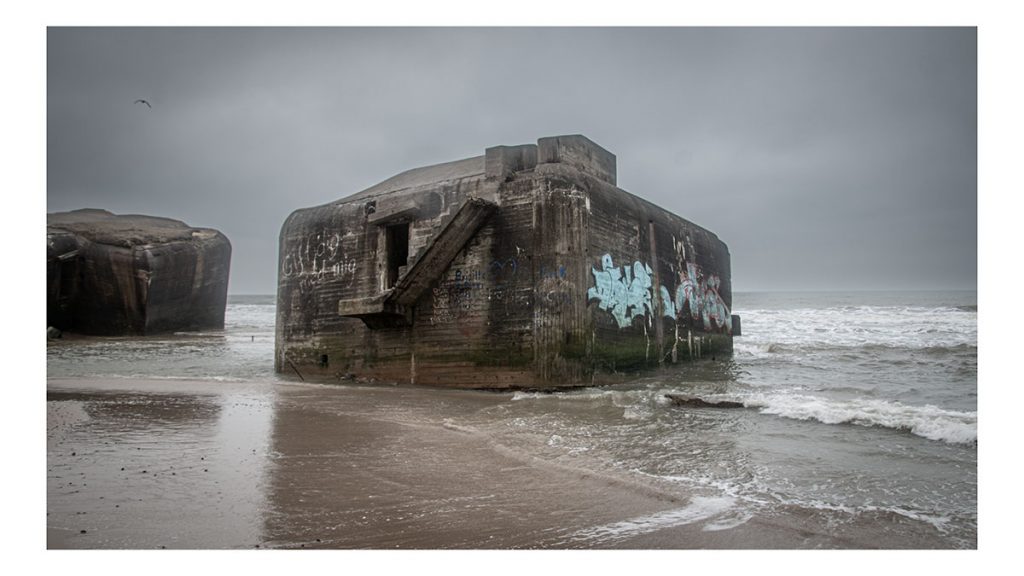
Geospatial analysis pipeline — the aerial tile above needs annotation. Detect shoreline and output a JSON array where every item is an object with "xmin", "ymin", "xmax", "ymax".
[{"xmin": 47, "ymin": 376, "xmax": 961, "ymax": 549}]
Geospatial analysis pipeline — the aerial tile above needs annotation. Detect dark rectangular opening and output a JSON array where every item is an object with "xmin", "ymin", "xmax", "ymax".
[{"xmin": 385, "ymin": 222, "xmax": 410, "ymax": 289}]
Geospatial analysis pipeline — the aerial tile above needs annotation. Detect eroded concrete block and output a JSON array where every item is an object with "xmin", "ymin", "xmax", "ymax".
[{"xmin": 47, "ymin": 209, "xmax": 231, "ymax": 335}]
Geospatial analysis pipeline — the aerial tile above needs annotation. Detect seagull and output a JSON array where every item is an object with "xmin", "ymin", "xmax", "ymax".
[{"xmin": 134, "ymin": 99, "xmax": 152, "ymax": 108}]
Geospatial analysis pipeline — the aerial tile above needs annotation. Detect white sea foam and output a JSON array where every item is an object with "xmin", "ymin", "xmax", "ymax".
[
  {"xmin": 224, "ymin": 302, "xmax": 278, "ymax": 332},
  {"xmin": 569, "ymin": 496, "xmax": 735, "ymax": 543},
  {"xmin": 735, "ymin": 305, "xmax": 977, "ymax": 353},
  {"xmin": 511, "ymin": 389, "xmax": 612, "ymax": 402},
  {"xmin": 621, "ymin": 406, "xmax": 651, "ymax": 421},
  {"xmin": 128, "ymin": 374, "xmax": 250, "ymax": 383},
  {"xmin": 741, "ymin": 393, "xmax": 977, "ymax": 445},
  {"xmin": 701, "ymin": 510, "xmax": 754, "ymax": 532}
]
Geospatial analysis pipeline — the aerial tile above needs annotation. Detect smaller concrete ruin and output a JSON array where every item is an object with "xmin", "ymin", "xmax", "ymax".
[{"xmin": 47, "ymin": 209, "xmax": 231, "ymax": 335}]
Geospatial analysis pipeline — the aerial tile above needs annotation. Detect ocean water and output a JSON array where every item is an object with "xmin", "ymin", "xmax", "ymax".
[
  {"xmin": 499, "ymin": 291, "xmax": 977, "ymax": 547},
  {"xmin": 47, "ymin": 295, "xmax": 279, "ymax": 383},
  {"xmin": 47, "ymin": 291, "xmax": 977, "ymax": 548}
]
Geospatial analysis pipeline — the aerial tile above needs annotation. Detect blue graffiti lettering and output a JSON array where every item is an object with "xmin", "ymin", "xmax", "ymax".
[
  {"xmin": 592, "ymin": 254, "xmax": 731, "ymax": 333},
  {"xmin": 587, "ymin": 255, "xmax": 654, "ymax": 328}
]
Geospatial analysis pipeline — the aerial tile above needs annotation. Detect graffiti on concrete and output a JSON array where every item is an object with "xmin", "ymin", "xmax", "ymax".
[
  {"xmin": 537, "ymin": 263, "xmax": 575, "ymax": 314},
  {"xmin": 659, "ymin": 262, "xmax": 731, "ymax": 332},
  {"xmin": 431, "ymin": 268, "xmax": 482, "ymax": 324},
  {"xmin": 539, "ymin": 264, "xmax": 567, "ymax": 281},
  {"xmin": 589, "ymin": 253, "xmax": 730, "ymax": 332},
  {"xmin": 282, "ymin": 230, "xmax": 357, "ymax": 281},
  {"xmin": 587, "ymin": 254, "xmax": 655, "ymax": 328},
  {"xmin": 430, "ymin": 257, "xmax": 529, "ymax": 330},
  {"xmin": 489, "ymin": 257, "xmax": 519, "ymax": 280}
]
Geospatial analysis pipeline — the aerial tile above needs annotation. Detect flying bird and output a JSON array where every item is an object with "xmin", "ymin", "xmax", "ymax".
[{"xmin": 134, "ymin": 99, "xmax": 152, "ymax": 108}]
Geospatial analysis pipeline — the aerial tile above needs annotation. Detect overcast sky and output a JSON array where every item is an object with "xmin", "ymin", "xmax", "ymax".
[{"xmin": 47, "ymin": 27, "xmax": 976, "ymax": 294}]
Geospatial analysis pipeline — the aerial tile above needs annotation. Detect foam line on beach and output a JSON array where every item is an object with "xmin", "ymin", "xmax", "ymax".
[
  {"xmin": 568, "ymin": 496, "xmax": 735, "ymax": 544},
  {"xmin": 742, "ymin": 393, "xmax": 977, "ymax": 445}
]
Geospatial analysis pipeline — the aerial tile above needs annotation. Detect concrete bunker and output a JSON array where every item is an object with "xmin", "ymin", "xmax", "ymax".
[
  {"xmin": 276, "ymin": 135, "xmax": 735, "ymax": 388},
  {"xmin": 47, "ymin": 209, "xmax": 232, "ymax": 336}
]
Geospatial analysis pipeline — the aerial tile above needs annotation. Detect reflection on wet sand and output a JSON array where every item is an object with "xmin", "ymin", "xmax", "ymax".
[
  {"xmin": 48, "ymin": 379, "xmax": 688, "ymax": 549},
  {"xmin": 48, "ymin": 378, "xmax": 956, "ymax": 549},
  {"xmin": 261, "ymin": 385, "xmax": 677, "ymax": 549},
  {"xmin": 47, "ymin": 381, "xmax": 273, "ymax": 549}
]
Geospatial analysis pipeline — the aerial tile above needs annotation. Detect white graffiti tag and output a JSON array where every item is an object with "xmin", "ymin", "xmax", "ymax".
[{"xmin": 281, "ymin": 230, "xmax": 357, "ymax": 281}]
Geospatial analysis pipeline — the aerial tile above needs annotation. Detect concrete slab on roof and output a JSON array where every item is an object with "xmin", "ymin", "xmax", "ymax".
[
  {"xmin": 47, "ymin": 209, "xmax": 197, "ymax": 248},
  {"xmin": 341, "ymin": 156, "xmax": 485, "ymax": 203}
]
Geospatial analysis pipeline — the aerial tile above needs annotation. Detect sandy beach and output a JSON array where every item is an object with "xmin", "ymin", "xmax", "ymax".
[{"xmin": 47, "ymin": 376, "xmax": 954, "ymax": 549}]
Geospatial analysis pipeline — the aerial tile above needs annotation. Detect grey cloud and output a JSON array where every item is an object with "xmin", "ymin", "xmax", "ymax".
[{"xmin": 48, "ymin": 27, "xmax": 976, "ymax": 293}]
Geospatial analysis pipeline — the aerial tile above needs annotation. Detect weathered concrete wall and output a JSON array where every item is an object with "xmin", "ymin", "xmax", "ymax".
[
  {"xmin": 538, "ymin": 135, "xmax": 617, "ymax": 186},
  {"xmin": 275, "ymin": 157, "xmax": 533, "ymax": 386},
  {"xmin": 47, "ymin": 229, "xmax": 81, "ymax": 330},
  {"xmin": 579, "ymin": 165, "xmax": 733, "ymax": 375},
  {"xmin": 47, "ymin": 209, "xmax": 231, "ymax": 335},
  {"xmin": 275, "ymin": 135, "xmax": 732, "ymax": 388}
]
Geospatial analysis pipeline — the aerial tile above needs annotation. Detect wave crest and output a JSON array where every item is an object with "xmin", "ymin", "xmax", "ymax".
[{"xmin": 742, "ymin": 393, "xmax": 977, "ymax": 445}]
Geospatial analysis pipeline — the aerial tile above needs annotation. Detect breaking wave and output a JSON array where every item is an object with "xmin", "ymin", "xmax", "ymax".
[
  {"xmin": 740, "ymin": 393, "xmax": 977, "ymax": 445},
  {"xmin": 734, "ymin": 305, "xmax": 976, "ymax": 352}
]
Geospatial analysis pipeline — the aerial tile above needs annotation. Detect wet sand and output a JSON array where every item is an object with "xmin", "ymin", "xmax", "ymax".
[{"xmin": 47, "ymin": 377, "xmax": 951, "ymax": 549}]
